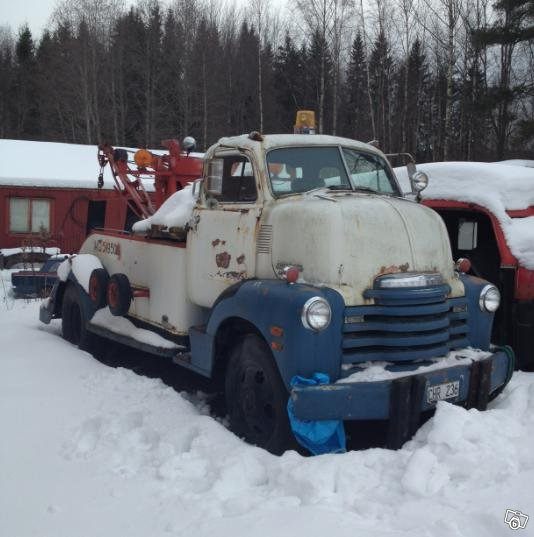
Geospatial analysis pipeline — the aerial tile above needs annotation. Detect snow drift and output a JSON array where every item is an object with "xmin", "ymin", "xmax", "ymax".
[{"xmin": 1, "ymin": 296, "xmax": 533, "ymax": 537}]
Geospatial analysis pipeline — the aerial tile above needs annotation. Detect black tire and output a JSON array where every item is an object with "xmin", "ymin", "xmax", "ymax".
[
  {"xmin": 107, "ymin": 273, "xmax": 132, "ymax": 316},
  {"xmin": 225, "ymin": 334, "xmax": 294, "ymax": 455},
  {"xmin": 88, "ymin": 268, "xmax": 109, "ymax": 309},
  {"xmin": 61, "ymin": 284, "xmax": 103, "ymax": 355}
]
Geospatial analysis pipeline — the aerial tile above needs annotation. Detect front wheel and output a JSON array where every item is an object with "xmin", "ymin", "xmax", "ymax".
[{"xmin": 225, "ymin": 334, "xmax": 294, "ymax": 455}]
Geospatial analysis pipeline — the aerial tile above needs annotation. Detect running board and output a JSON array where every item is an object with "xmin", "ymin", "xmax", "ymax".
[{"xmin": 87, "ymin": 322, "xmax": 188, "ymax": 358}]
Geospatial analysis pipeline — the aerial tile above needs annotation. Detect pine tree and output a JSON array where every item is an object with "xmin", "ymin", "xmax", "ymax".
[
  {"xmin": 368, "ymin": 31, "xmax": 394, "ymax": 151},
  {"xmin": 343, "ymin": 33, "xmax": 372, "ymax": 141},
  {"xmin": 307, "ymin": 29, "xmax": 332, "ymax": 133},
  {"xmin": 472, "ymin": 0, "xmax": 534, "ymax": 156},
  {"xmin": 406, "ymin": 39, "xmax": 430, "ymax": 159},
  {"xmin": 273, "ymin": 34, "xmax": 307, "ymax": 132},
  {"xmin": 13, "ymin": 25, "xmax": 39, "ymax": 139},
  {"xmin": 0, "ymin": 29, "xmax": 14, "ymax": 138},
  {"xmin": 158, "ymin": 10, "xmax": 183, "ymax": 141}
]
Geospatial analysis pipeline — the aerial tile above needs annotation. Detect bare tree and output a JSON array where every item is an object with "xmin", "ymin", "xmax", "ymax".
[
  {"xmin": 52, "ymin": 0, "xmax": 124, "ymax": 143},
  {"xmin": 417, "ymin": 0, "xmax": 461, "ymax": 159},
  {"xmin": 294, "ymin": 0, "xmax": 333, "ymax": 133},
  {"xmin": 329, "ymin": 0, "xmax": 351, "ymax": 135},
  {"xmin": 357, "ymin": 0, "xmax": 377, "ymax": 140},
  {"xmin": 394, "ymin": 0, "xmax": 417, "ymax": 151}
]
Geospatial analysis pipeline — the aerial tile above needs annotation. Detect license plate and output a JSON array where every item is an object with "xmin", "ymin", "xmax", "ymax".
[{"xmin": 426, "ymin": 380, "xmax": 460, "ymax": 404}]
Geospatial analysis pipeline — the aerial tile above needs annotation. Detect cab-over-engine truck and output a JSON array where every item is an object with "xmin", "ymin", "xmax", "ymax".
[{"xmin": 40, "ymin": 132, "xmax": 514, "ymax": 454}]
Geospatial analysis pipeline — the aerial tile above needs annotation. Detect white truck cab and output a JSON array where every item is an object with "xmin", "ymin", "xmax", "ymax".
[{"xmin": 41, "ymin": 133, "xmax": 514, "ymax": 455}]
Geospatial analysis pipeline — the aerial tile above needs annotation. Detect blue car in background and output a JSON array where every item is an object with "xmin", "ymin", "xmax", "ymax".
[{"xmin": 11, "ymin": 256, "xmax": 68, "ymax": 298}]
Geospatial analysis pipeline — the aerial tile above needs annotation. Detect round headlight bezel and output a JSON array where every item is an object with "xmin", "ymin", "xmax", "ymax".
[
  {"xmin": 411, "ymin": 170, "xmax": 429, "ymax": 192},
  {"xmin": 479, "ymin": 284, "xmax": 501, "ymax": 312},
  {"xmin": 301, "ymin": 297, "xmax": 332, "ymax": 331}
]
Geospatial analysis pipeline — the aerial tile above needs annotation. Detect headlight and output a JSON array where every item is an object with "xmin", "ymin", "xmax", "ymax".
[
  {"xmin": 301, "ymin": 297, "xmax": 331, "ymax": 331},
  {"xmin": 411, "ymin": 170, "xmax": 429, "ymax": 192},
  {"xmin": 479, "ymin": 284, "xmax": 500, "ymax": 312}
]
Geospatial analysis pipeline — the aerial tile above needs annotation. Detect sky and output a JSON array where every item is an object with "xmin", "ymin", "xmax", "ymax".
[
  {"xmin": 0, "ymin": 0, "xmax": 141, "ymax": 37},
  {"xmin": 0, "ymin": 0, "xmax": 276, "ymax": 39}
]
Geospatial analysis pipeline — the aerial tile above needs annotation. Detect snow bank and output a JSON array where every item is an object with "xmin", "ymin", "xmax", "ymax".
[
  {"xmin": 395, "ymin": 162, "xmax": 534, "ymax": 269},
  {"xmin": 132, "ymin": 183, "xmax": 197, "ymax": 233},
  {"xmin": 1, "ymin": 302, "xmax": 534, "ymax": 537},
  {"xmin": 91, "ymin": 308, "xmax": 178, "ymax": 349}
]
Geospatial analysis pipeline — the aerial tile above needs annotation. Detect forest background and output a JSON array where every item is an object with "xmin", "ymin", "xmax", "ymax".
[{"xmin": 2, "ymin": 0, "xmax": 534, "ymax": 162}]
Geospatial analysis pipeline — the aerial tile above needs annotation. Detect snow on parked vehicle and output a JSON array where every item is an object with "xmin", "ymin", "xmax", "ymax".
[
  {"xmin": 11, "ymin": 255, "xmax": 68, "ymax": 298},
  {"xmin": 394, "ymin": 161, "xmax": 534, "ymax": 371},
  {"xmin": 395, "ymin": 161, "xmax": 534, "ymax": 268}
]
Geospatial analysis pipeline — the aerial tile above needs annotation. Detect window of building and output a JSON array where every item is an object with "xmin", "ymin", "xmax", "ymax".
[{"xmin": 9, "ymin": 198, "xmax": 52, "ymax": 233}]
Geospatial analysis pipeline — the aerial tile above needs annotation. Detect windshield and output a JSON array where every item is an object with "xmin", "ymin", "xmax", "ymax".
[{"xmin": 267, "ymin": 146, "xmax": 399, "ymax": 196}]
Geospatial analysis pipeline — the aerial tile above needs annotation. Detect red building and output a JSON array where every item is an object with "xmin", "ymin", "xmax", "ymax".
[{"xmin": 0, "ymin": 139, "xmax": 153, "ymax": 265}]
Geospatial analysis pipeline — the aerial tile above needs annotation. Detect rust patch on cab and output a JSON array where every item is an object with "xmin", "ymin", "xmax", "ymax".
[
  {"xmin": 237, "ymin": 254, "xmax": 246, "ymax": 264},
  {"xmin": 226, "ymin": 270, "xmax": 247, "ymax": 279},
  {"xmin": 216, "ymin": 251, "xmax": 231, "ymax": 268},
  {"xmin": 378, "ymin": 263, "xmax": 410, "ymax": 276}
]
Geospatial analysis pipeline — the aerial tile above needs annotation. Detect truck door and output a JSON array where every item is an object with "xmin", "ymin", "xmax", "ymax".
[{"xmin": 187, "ymin": 150, "xmax": 262, "ymax": 308}]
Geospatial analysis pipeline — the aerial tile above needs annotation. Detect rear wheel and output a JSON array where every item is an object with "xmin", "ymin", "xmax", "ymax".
[
  {"xmin": 225, "ymin": 334, "xmax": 294, "ymax": 455},
  {"xmin": 61, "ymin": 284, "xmax": 103, "ymax": 356},
  {"xmin": 107, "ymin": 273, "xmax": 132, "ymax": 316},
  {"xmin": 88, "ymin": 268, "xmax": 109, "ymax": 309}
]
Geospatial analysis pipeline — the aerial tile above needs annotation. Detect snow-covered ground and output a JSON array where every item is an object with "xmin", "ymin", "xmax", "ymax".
[{"xmin": 1, "ymin": 276, "xmax": 534, "ymax": 537}]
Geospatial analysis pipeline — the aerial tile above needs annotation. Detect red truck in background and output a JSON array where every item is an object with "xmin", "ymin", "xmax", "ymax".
[{"xmin": 395, "ymin": 161, "xmax": 534, "ymax": 371}]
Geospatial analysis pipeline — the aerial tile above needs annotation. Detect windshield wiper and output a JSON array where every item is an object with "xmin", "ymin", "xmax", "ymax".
[
  {"xmin": 326, "ymin": 184, "xmax": 352, "ymax": 191},
  {"xmin": 352, "ymin": 186, "xmax": 379, "ymax": 194}
]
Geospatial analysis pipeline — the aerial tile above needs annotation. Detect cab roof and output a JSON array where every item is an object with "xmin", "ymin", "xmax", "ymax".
[{"xmin": 212, "ymin": 133, "xmax": 382, "ymax": 155}]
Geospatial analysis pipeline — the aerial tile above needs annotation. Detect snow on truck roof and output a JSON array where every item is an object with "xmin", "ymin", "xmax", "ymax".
[
  {"xmin": 0, "ymin": 139, "xmax": 160, "ymax": 191},
  {"xmin": 214, "ymin": 134, "xmax": 380, "ymax": 154},
  {"xmin": 394, "ymin": 161, "xmax": 534, "ymax": 269}
]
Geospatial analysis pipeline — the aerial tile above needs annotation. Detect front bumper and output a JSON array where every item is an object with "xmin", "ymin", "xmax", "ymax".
[{"xmin": 290, "ymin": 348, "xmax": 514, "ymax": 446}]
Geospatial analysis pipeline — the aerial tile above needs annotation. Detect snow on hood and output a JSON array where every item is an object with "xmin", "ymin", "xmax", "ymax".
[
  {"xmin": 394, "ymin": 162, "xmax": 534, "ymax": 269},
  {"xmin": 132, "ymin": 184, "xmax": 197, "ymax": 233}
]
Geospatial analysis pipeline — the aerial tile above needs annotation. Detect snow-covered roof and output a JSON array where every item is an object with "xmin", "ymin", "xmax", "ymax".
[
  {"xmin": 394, "ymin": 161, "xmax": 534, "ymax": 269},
  {"xmin": 214, "ymin": 133, "xmax": 380, "ymax": 155},
  {"xmin": 0, "ymin": 139, "xmax": 157, "ymax": 191},
  {"xmin": 497, "ymin": 159, "xmax": 534, "ymax": 168}
]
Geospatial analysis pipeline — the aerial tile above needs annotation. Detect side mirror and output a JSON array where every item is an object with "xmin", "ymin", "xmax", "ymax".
[{"xmin": 205, "ymin": 158, "xmax": 223, "ymax": 196}]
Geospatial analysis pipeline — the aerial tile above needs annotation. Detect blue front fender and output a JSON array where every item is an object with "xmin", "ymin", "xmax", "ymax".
[{"xmin": 189, "ymin": 280, "xmax": 345, "ymax": 387}]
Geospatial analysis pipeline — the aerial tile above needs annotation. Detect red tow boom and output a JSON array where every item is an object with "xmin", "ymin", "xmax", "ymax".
[{"xmin": 97, "ymin": 139, "xmax": 203, "ymax": 220}]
